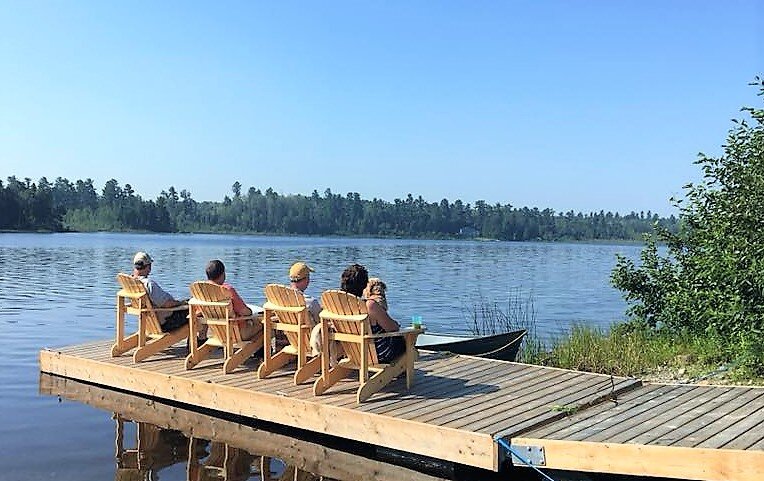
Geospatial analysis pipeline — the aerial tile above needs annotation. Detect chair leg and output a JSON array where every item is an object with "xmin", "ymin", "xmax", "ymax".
[
  {"xmin": 133, "ymin": 329, "xmax": 187, "ymax": 362},
  {"xmin": 185, "ymin": 342, "xmax": 216, "ymax": 370},
  {"xmin": 404, "ymin": 334, "xmax": 417, "ymax": 389},
  {"xmin": 313, "ymin": 364, "xmax": 352, "ymax": 396},
  {"xmin": 293, "ymin": 355, "xmax": 321, "ymax": 385},
  {"xmin": 224, "ymin": 332, "xmax": 263, "ymax": 374},
  {"xmin": 111, "ymin": 333, "xmax": 139, "ymax": 357},
  {"xmin": 257, "ymin": 349, "xmax": 292, "ymax": 379},
  {"xmin": 356, "ymin": 356, "xmax": 406, "ymax": 403}
]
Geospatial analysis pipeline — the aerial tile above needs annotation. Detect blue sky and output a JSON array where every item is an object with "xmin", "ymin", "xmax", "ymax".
[{"xmin": 1, "ymin": 2, "xmax": 761, "ymax": 216}]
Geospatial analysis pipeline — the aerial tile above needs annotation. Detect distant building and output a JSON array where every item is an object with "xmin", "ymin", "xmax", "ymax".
[{"xmin": 458, "ymin": 226, "xmax": 479, "ymax": 238}]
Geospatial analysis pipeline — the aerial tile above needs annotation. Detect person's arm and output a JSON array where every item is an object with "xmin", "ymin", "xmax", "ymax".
[
  {"xmin": 227, "ymin": 285, "xmax": 252, "ymax": 316},
  {"xmin": 367, "ymin": 299, "xmax": 399, "ymax": 332}
]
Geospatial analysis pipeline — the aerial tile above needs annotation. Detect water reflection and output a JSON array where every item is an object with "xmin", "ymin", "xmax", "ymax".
[
  {"xmin": 114, "ymin": 415, "xmax": 321, "ymax": 481},
  {"xmin": 40, "ymin": 374, "xmax": 453, "ymax": 481},
  {"xmin": 115, "ymin": 416, "xmax": 197, "ymax": 480}
]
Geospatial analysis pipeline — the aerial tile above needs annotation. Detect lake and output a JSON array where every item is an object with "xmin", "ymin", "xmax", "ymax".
[{"xmin": 1, "ymin": 232, "xmax": 643, "ymax": 480}]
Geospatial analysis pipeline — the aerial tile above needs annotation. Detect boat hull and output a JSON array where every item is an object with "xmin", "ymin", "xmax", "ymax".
[{"xmin": 415, "ymin": 329, "xmax": 526, "ymax": 361}]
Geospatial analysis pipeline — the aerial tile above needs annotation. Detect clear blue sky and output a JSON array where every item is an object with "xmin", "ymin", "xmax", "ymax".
[{"xmin": 1, "ymin": 2, "xmax": 761, "ymax": 216}]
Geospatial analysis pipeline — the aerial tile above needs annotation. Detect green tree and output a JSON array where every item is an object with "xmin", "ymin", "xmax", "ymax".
[{"xmin": 612, "ymin": 78, "xmax": 764, "ymax": 371}]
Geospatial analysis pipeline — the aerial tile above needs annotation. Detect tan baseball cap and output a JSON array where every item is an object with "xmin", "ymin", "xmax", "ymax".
[
  {"xmin": 133, "ymin": 251, "xmax": 153, "ymax": 267},
  {"xmin": 289, "ymin": 262, "xmax": 314, "ymax": 282}
]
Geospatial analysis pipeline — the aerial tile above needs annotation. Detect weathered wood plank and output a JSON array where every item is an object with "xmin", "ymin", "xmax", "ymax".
[
  {"xmin": 524, "ymin": 383, "xmax": 668, "ymax": 439},
  {"xmin": 410, "ymin": 369, "xmax": 571, "ymax": 425},
  {"xmin": 486, "ymin": 377, "xmax": 641, "ymax": 437},
  {"xmin": 359, "ymin": 356, "xmax": 499, "ymax": 402},
  {"xmin": 696, "ymin": 393, "xmax": 764, "ymax": 450},
  {"xmin": 676, "ymin": 388, "xmax": 764, "ymax": 447},
  {"xmin": 648, "ymin": 387, "xmax": 758, "ymax": 447},
  {"xmin": 371, "ymin": 363, "xmax": 545, "ymax": 418},
  {"xmin": 565, "ymin": 384, "xmax": 707, "ymax": 442},
  {"xmin": 614, "ymin": 385, "xmax": 736, "ymax": 446},
  {"xmin": 443, "ymin": 372, "xmax": 601, "ymax": 429}
]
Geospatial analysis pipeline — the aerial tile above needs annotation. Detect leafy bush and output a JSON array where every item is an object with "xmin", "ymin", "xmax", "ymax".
[{"xmin": 612, "ymin": 78, "xmax": 764, "ymax": 374}]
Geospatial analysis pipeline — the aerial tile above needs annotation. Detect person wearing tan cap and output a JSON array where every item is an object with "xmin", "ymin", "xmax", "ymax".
[
  {"xmin": 131, "ymin": 251, "xmax": 189, "ymax": 332},
  {"xmin": 289, "ymin": 261, "xmax": 321, "ymax": 327}
]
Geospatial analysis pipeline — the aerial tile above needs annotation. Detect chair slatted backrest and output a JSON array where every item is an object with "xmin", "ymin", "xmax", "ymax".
[
  {"xmin": 263, "ymin": 284, "xmax": 308, "ymax": 348},
  {"xmin": 320, "ymin": 290, "xmax": 379, "ymax": 366},
  {"xmin": 189, "ymin": 281, "xmax": 242, "ymax": 343},
  {"xmin": 117, "ymin": 273, "xmax": 163, "ymax": 335}
]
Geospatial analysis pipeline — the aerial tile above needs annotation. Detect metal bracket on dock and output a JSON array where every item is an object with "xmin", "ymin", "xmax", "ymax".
[{"xmin": 510, "ymin": 444, "xmax": 546, "ymax": 466}]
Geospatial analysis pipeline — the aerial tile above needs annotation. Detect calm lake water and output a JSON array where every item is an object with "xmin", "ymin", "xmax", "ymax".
[{"xmin": 1, "ymin": 232, "xmax": 644, "ymax": 480}]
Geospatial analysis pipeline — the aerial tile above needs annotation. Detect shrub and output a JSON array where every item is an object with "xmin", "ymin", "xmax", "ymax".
[{"xmin": 612, "ymin": 78, "xmax": 764, "ymax": 370}]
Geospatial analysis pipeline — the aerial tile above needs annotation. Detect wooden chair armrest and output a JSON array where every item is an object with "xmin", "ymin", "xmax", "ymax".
[
  {"xmin": 263, "ymin": 302, "xmax": 305, "ymax": 313},
  {"xmin": 117, "ymin": 290, "xmax": 144, "ymax": 299},
  {"xmin": 364, "ymin": 327, "xmax": 425, "ymax": 340},
  {"xmin": 319, "ymin": 312, "xmax": 367, "ymax": 322},
  {"xmin": 188, "ymin": 298, "xmax": 228, "ymax": 307}
]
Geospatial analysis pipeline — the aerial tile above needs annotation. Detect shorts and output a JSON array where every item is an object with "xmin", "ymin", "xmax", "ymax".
[
  {"xmin": 377, "ymin": 336, "xmax": 406, "ymax": 364},
  {"xmin": 160, "ymin": 308, "xmax": 189, "ymax": 333}
]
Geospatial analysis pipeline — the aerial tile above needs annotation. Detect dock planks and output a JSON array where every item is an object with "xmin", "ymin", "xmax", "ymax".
[
  {"xmin": 514, "ymin": 382, "xmax": 764, "ymax": 481},
  {"xmin": 38, "ymin": 340, "xmax": 764, "ymax": 480}
]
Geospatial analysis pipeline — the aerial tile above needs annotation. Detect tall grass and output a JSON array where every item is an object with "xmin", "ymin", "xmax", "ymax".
[
  {"xmin": 466, "ymin": 290, "xmax": 543, "ymax": 363},
  {"xmin": 528, "ymin": 323, "xmax": 727, "ymax": 379}
]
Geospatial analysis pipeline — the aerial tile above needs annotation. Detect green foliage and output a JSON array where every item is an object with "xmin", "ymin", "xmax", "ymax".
[{"xmin": 612, "ymin": 78, "xmax": 764, "ymax": 374}]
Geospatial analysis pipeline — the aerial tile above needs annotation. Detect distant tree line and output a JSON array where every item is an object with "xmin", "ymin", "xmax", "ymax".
[{"xmin": 0, "ymin": 175, "xmax": 677, "ymax": 240}]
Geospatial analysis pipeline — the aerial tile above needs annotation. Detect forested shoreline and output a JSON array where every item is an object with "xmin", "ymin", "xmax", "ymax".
[{"xmin": 0, "ymin": 175, "xmax": 676, "ymax": 241}]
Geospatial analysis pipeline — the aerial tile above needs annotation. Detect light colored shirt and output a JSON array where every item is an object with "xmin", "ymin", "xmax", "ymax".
[
  {"xmin": 304, "ymin": 295, "xmax": 321, "ymax": 327},
  {"xmin": 290, "ymin": 286, "xmax": 321, "ymax": 327},
  {"xmin": 136, "ymin": 275, "xmax": 174, "ymax": 323}
]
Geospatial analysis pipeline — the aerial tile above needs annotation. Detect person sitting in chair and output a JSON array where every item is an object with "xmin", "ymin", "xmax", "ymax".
[
  {"xmin": 288, "ymin": 261, "xmax": 322, "ymax": 327},
  {"xmin": 131, "ymin": 251, "xmax": 189, "ymax": 333},
  {"xmin": 340, "ymin": 264, "xmax": 404, "ymax": 363},
  {"xmin": 205, "ymin": 259, "xmax": 260, "ymax": 341}
]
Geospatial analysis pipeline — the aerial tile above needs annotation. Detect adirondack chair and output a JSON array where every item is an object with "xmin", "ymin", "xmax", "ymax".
[
  {"xmin": 312, "ymin": 290, "xmax": 423, "ymax": 403},
  {"xmin": 112, "ymin": 273, "xmax": 189, "ymax": 362},
  {"xmin": 257, "ymin": 284, "xmax": 321, "ymax": 384},
  {"xmin": 185, "ymin": 281, "xmax": 264, "ymax": 374},
  {"xmin": 187, "ymin": 439, "xmax": 256, "ymax": 481}
]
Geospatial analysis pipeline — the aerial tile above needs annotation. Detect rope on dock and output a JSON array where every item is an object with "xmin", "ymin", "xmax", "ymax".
[{"xmin": 495, "ymin": 437, "xmax": 557, "ymax": 481}]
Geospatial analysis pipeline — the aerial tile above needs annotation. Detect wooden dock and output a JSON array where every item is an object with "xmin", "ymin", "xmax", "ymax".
[{"xmin": 39, "ymin": 340, "xmax": 764, "ymax": 480}]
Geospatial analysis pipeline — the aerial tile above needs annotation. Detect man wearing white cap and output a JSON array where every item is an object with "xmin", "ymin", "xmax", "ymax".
[
  {"xmin": 289, "ymin": 261, "xmax": 321, "ymax": 327},
  {"xmin": 132, "ymin": 251, "xmax": 189, "ymax": 332}
]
